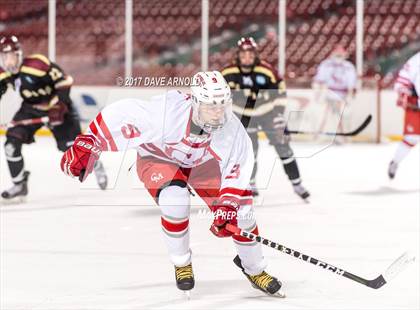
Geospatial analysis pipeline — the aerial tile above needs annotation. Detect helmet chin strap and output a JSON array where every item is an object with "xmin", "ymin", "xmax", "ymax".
[
  {"xmin": 240, "ymin": 65, "xmax": 253, "ymax": 73},
  {"xmin": 191, "ymin": 112, "xmax": 223, "ymax": 134},
  {"xmin": 237, "ymin": 51, "xmax": 258, "ymax": 73},
  {"xmin": 191, "ymin": 112, "xmax": 214, "ymax": 134},
  {"xmin": 190, "ymin": 116, "xmax": 207, "ymax": 135}
]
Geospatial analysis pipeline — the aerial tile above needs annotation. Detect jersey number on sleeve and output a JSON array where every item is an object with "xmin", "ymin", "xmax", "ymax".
[
  {"xmin": 121, "ymin": 124, "xmax": 141, "ymax": 139},
  {"xmin": 226, "ymin": 164, "xmax": 240, "ymax": 179},
  {"xmin": 49, "ymin": 68, "xmax": 63, "ymax": 81}
]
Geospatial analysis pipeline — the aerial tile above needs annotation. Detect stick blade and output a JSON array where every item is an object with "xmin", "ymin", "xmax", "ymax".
[
  {"xmin": 383, "ymin": 251, "xmax": 416, "ymax": 282},
  {"xmin": 368, "ymin": 252, "xmax": 416, "ymax": 289},
  {"xmin": 354, "ymin": 114, "xmax": 371, "ymax": 134},
  {"xmin": 367, "ymin": 274, "xmax": 386, "ymax": 289},
  {"xmin": 340, "ymin": 114, "xmax": 372, "ymax": 136}
]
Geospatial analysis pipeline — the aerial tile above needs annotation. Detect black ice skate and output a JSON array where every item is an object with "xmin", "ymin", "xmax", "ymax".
[
  {"xmin": 388, "ymin": 161, "xmax": 398, "ymax": 179},
  {"xmin": 174, "ymin": 263, "xmax": 195, "ymax": 292},
  {"xmin": 293, "ymin": 184, "xmax": 310, "ymax": 201},
  {"xmin": 233, "ymin": 255, "xmax": 285, "ymax": 297},
  {"xmin": 93, "ymin": 160, "xmax": 108, "ymax": 190},
  {"xmin": 1, "ymin": 171, "xmax": 30, "ymax": 200}
]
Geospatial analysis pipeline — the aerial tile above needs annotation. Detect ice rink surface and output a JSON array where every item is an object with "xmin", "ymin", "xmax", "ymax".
[{"xmin": 1, "ymin": 136, "xmax": 419, "ymax": 310}]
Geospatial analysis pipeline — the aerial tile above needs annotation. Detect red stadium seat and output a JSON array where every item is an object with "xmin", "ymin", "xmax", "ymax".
[{"xmin": 2, "ymin": 0, "xmax": 418, "ymax": 84}]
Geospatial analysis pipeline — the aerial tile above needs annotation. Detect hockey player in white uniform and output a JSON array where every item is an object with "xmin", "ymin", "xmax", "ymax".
[
  {"xmin": 312, "ymin": 45, "xmax": 357, "ymax": 142},
  {"xmin": 60, "ymin": 71, "xmax": 284, "ymax": 296},
  {"xmin": 388, "ymin": 51, "xmax": 420, "ymax": 179}
]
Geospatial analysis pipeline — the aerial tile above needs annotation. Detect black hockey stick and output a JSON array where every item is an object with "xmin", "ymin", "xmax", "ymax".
[
  {"xmin": 226, "ymin": 224, "xmax": 415, "ymax": 289},
  {"xmin": 286, "ymin": 114, "xmax": 372, "ymax": 137}
]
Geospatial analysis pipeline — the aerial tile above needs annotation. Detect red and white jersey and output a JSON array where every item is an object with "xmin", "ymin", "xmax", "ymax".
[
  {"xmin": 87, "ymin": 90, "xmax": 254, "ymax": 195},
  {"xmin": 314, "ymin": 58, "xmax": 357, "ymax": 100},
  {"xmin": 394, "ymin": 51, "xmax": 420, "ymax": 108}
]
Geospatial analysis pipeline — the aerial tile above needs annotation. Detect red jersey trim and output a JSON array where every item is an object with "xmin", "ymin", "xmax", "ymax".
[
  {"xmin": 395, "ymin": 77, "xmax": 413, "ymax": 88},
  {"xmin": 207, "ymin": 146, "xmax": 222, "ymax": 161},
  {"xmin": 96, "ymin": 113, "xmax": 118, "ymax": 151},
  {"xmin": 181, "ymin": 137, "xmax": 211, "ymax": 148},
  {"xmin": 219, "ymin": 187, "xmax": 253, "ymax": 197},
  {"xmin": 89, "ymin": 121, "xmax": 108, "ymax": 151},
  {"xmin": 140, "ymin": 143, "xmax": 172, "ymax": 160},
  {"xmin": 402, "ymin": 139, "xmax": 416, "ymax": 147},
  {"xmin": 21, "ymin": 56, "xmax": 50, "ymax": 76}
]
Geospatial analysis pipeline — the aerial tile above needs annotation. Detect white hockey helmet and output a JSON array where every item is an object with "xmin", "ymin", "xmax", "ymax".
[{"xmin": 190, "ymin": 71, "xmax": 233, "ymax": 133}]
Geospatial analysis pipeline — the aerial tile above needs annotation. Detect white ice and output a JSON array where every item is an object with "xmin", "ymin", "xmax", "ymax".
[{"xmin": 1, "ymin": 137, "xmax": 419, "ymax": 310}]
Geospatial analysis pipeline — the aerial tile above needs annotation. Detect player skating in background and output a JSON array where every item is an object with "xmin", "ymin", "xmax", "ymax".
[
  {"xmin": 312, "ymin": 45, "xmax": 357, "ymax": 143},
  {"xmin": 221, "ymin": 37, "xmax": 310, "ymax": 200},
  {"xmin": 388, "ymin": 51, "xmax": 420, "ymax": 179},
  {"xmin": 0, "ymin": 35, "xmax": 107, "ymax": 199},
  {"xmin": 60, "ymin": 71, "xmax": 284, "ymax": 297}
]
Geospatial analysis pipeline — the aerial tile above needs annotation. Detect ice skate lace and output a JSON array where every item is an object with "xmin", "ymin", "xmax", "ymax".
[
  {"xmin": 250, "ymin": 271, "xmax": 273, "ymax": 289},
  {"xmin": 175, "ymin": 264, "xmax": 193, "ymax": 280}
]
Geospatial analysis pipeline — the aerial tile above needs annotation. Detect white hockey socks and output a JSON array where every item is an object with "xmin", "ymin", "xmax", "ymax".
[
  {"xmin": 159, "ymin": 185, "xmax": 192, "ymax": 267},
  {"xmin": 233, "ymin": 205, "xmax": 267, "ymax": 276},
  {"xmin": 392, "ymin": 135, "xmax": 419, "ymax": 164}
]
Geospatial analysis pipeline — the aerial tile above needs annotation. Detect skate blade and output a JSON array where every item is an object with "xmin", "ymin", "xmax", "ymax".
[
  {"xmin": 182, "ymin": 290, "xmax": 191, "ymax": 300},
  {"xmin": 0, "ymin": 196, "xmax": 27, "ymax": 206},
  {"xmin": 296, "ymin": 193, "xmax": 310, "ymax": 204},
  {"xmin": 250, "ymin": 283, "xmax": 286, "ymax": 298},
  {"xmin": 260, "ymin": 289, "xmax": 286, "ymax": 298},
  {"xmin": 271, "ymin": 290, "xmax": 286, "ymax": 298},
  {"xmin": 98, "ymin": 180, "xmax": 108, "ymax": 190}
]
